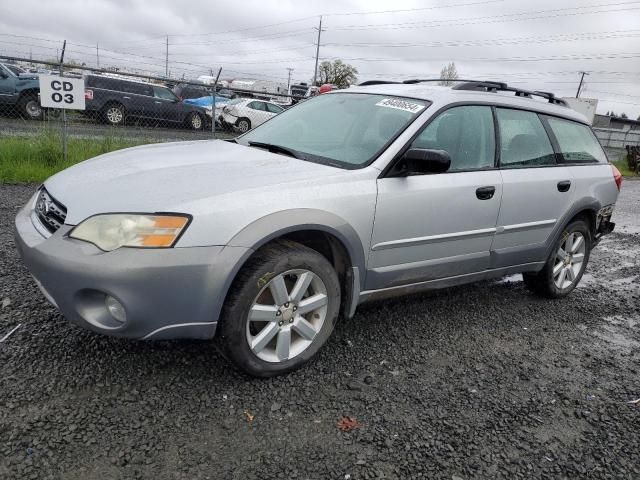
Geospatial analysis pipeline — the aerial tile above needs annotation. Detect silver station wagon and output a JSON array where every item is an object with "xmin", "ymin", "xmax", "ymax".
[{"xmin": 15, "ymin": 79, "xmax": 621, "ymax": 376}]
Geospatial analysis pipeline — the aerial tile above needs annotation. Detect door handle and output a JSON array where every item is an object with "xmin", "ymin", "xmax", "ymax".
[
  {"xmin": 476, "ymin": 186, "xmax": 496, "ymax": 200},
  {"xmin": 122, "ymin": 96, "xmax": 131, "ymax": 99},
  {"xmin": 557, "ymin": 180, "xmax": 571, "ymax": 192},
  {"xmin": 154, "ymin": 101, "xmax": 162, "ymax": 104}
]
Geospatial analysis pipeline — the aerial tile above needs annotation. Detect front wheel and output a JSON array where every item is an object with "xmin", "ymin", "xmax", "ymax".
[
  {"xmin": 217, "ymin": 240, "xmax": 341, "ymax": 377},
  {"xmin": 187, "ymin": 112, "xmax": 204, "ymax": 130},
  {"xmin": 18, "ymin": 94, "xmax": 42, "ymax": 120},
  {"xmin": 523, "ymin": 219, "xmax": 591, "ymax": 298},
  {"xmin": 236, "ymin": 117, "xmax": 251, "ymax": 133}
]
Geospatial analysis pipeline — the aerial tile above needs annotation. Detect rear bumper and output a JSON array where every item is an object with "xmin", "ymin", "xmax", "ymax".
[
  {"xmin": 594, "ymin": 205, "xmax": 616, "ymax": 245},
  {"xmin": 14, "ymin": 202, "xmax": 250, "ymax": 340}
]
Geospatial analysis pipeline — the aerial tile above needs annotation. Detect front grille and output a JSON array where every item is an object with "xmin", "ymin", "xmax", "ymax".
[{"xmin": 34, "ymin": 188, "xmax": 67, "ymax": 233}]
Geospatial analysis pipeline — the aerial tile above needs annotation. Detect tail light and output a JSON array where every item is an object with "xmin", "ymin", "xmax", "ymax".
[
  {"xmin": 84, "ymin": 89, "xmax": 93, "ymax": 100},
  {"xmin": 611, "ymin": 164, "xmax": 623, "ymax": 191}
]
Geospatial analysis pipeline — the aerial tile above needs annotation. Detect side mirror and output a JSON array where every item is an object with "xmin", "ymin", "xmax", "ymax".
[
  {"xmin": 389, "ymin": 148, "xmax": 451, "ymax": 177},
  {"xmin": 0, "ymin": 71, "xmax": 7, "ymax": 79}
]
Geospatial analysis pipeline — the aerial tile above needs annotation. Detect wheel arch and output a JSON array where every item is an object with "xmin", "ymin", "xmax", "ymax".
[
  {"xmin": 17, "ymin": 88, "xmax": 39, "ymax": 100},
  {"xmin": 220, "ymin": 209, "xmax": 367, "ymax": 320},
  {"xmin": 543, "ymin": 198, "xmax": 601, "ymax": 260}
]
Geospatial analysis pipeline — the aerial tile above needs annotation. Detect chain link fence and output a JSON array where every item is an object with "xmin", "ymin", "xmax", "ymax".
[{"xmin": 0, "ymin": 56, "xmax": 307, "ymax": 149}]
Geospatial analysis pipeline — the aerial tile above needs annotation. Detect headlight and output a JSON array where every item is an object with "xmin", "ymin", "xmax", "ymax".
[{"xmin": 69, "ymin": 214, "xmax": 190, "ymax": 251}]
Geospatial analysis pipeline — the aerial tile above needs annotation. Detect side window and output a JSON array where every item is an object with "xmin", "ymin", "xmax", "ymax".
[
  {"xmin": 544, "ymin": 116, "xmax": 607, "ymax": 164},
  {"xmin": 248, "ymin": 101, "xmax": 266, "ymax": 111},
  {"xmin": 265, "ymin": 103, "xmax": 283, "ymax": 114},
  {"xmin": 410, "ymin": 105, "xmax": 495, "ymax": 171},
  {"xmin": 496, "ymin": 108, "xmax": 555, "ymax": 168},
  {"xmin": 153, "ymin": 86, "xmax": 178, "ymax": 101}
]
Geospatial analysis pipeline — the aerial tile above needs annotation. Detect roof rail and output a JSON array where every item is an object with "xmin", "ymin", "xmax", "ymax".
[
  {"xmin": 357, "ymin": 78, "xmax": 568, "ymax": 107},
  {"xmin": 453, "ymin": 81, "xmax": 568, "ymax": 106},
  {"xmin": 358, "ymin": 80, "xmax": 400, "ymax": 86}
]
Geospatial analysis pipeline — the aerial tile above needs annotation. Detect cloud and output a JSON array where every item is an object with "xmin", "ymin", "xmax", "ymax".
[{"xmin": 0, "ymin": 0, "xmax": 638, "ymax": 116}]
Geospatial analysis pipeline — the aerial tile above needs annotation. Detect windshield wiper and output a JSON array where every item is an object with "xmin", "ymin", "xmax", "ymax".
[{"xmin": 248, "ymin": 141, "xmax": 304, "ymax": 159}]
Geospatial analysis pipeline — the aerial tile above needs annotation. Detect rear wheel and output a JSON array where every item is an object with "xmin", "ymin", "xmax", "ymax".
[
  {"xmin": 103, "ymin": 103, "xmax": 125, "ymax": 126},
  {"xmin": 523, "ymin": 219, "xmax": 591, "ymax": 298},
  {"xmin": 217, "ymin": 240, "xmax": 341, "ymax": 377},
  {"xmin": 18, "ymin": 94, "xmax": 42, "ymax": 120}
]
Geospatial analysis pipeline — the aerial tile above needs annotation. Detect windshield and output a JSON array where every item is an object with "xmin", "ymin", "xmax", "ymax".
[
  {"xmin": 5, "ymin": 64, "xmax": 24, "ymax": 76},
  {"xmin": 239, "ymin": 93, "xmax": 429, "ymax": 168}
]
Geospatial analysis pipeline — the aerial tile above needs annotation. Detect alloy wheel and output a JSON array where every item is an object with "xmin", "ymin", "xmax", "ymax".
[
  {"xmin": 553, "ymin": 232, "xmax": 586, "ymax": 289},
  {"xmin": 25, "ymin": 100, "xmax": 42, "ymax": 119},
  {"xmin": 191, "ymin": 114, "xmax": 202, "ymax": 130},
  {"xmin": 106, "ymin": 107, "xmax": 123, "ymax": 124},
  {"xmin": 246, "ymin": 269, "xmax": 328, "ymax": 363}
]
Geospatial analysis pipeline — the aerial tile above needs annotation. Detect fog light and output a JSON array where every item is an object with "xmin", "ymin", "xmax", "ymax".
[{"xmin": 105, "ymin": 295, "xmax": 126, "ymax": 324}]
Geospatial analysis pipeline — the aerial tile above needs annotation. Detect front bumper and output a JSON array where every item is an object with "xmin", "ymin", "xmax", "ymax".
[{"xmin": 14, "ymin": 202, "xmax": 250, "ymax": 340}]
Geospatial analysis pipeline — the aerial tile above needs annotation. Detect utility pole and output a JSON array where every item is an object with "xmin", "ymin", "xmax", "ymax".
[
  {"xmin": 165, "ymin": 35, "xmax": 169, "ymax": 78},
  {"xmin": 576, "ymin": 71, "xmax": 588, "ymax": 98},
  {"xmin": 96, "ymin": 43, "xmax": 100, "ymax": 69},
  {"xmin": 287, "ymin": 67, "xmax": 294, "ymax": 90},
  {"xmin": 313, "ymin": 16, "xmax": 324, "ymax": 87}
]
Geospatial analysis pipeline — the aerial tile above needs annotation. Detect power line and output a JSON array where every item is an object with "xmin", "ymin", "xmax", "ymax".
[
  {"xmin": 332, "ymin": 1, "xmax": 640, "ymax": 31},
  {"xmin": 329, "ymin": 52, "xmax": 640, "ymax": 63},
  {"xmin": 323, "ymin": 0, "xmax": 504, "ymax": 16},
  {"xmin": 324, "ymin": 29, "xmax": 640, "ymax": 48}
]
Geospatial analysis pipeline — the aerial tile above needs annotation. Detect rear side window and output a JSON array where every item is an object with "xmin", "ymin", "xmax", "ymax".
[
  {"xmin": 545, "ymin": 117, "xmax": 607, "ymax": 164},
  {"xmin": 121, "ymin": 81, "xmax": 152, "ymax": 96},
  {"xmin": 497, "ymin": 108, "xmax": 555, "ymax": 168},
  {"xmin": 411, "ymin": 105, "xmax": 495, "ymax": 171}
]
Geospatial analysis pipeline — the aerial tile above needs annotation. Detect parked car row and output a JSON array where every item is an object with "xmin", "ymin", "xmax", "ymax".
[{"xmin": 0, "ymin": 62, "xmax": 288, "ymax": 132}]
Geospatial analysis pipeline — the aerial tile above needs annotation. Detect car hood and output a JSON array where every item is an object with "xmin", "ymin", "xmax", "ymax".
[{"xmin": 45, "ymin": 140, "xmax": 346, "ymax": 224}]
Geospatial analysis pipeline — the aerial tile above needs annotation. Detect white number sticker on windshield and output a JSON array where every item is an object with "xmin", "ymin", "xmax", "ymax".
[{"xmin": 376, "ymin": 98, "xmax": 425, "ymax": 114}]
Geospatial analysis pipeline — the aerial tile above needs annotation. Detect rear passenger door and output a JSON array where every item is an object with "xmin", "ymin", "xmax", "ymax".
[
  {"xmin": 368, "ymin": 105, "xmax": 503, "ymax": 290},
  {"xmin": 491, "ymin": 108, "xmax": 575, "ymax": 267}
]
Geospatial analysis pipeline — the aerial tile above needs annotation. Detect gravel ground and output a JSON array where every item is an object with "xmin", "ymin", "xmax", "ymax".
[{"xmin": 1, "ymin": 181, "xmax": 638, "ymax": 480}]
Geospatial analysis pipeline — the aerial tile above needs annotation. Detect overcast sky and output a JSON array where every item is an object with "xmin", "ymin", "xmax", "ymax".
[{"xmin": 1, "ymin": 0, "xmax": 638, "ymax": 117}]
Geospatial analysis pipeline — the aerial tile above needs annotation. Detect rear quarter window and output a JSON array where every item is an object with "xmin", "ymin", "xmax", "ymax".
[{"xmin": 544, "ymin": 116, "xmax": 607, "ymax": 164}]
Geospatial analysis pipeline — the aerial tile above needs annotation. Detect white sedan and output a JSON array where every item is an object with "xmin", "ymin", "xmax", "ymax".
[{"xmin": 220, "ymin": 99, "xmax": 285, "ymax": 133}]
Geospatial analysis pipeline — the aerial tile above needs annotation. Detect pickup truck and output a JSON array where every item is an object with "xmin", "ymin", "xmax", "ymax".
[{"xmin": 0, "ymin": 63, "xmax": 42, "ymax": 120}]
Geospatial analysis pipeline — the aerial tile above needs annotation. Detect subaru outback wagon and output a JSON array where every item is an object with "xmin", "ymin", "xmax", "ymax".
[{"xmin": 15, "ymin": 79, "xmax": 621, "ymax": 376}]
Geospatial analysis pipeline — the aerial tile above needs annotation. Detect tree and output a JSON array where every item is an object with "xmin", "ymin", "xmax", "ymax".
[
  {"xmin": 620, "ymin": 112, "xmax": 628, "ymax": 119},
  {"xmin": 439, "ymin": 62, "xmax": 459, "ymax": 86},
  {"xmin": 317, "ymin": 60, "xmax": 358, "ymax": 88}
]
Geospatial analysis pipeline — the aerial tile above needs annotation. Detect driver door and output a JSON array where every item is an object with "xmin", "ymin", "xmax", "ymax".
[
  {"xmin": 0, "ymin": 65, "xmax": 16, "ymax": 103},
  {"xmin": 367, "ymin": 105, "xmax": 503, "ymax": 290},
  {"xmin": 152, "ymin": 86, "xmax": 182, "ymax": 124}
]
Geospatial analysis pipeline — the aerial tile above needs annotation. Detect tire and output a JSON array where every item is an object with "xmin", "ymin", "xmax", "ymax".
[
  {"xmin": 187, "ymin": 112, "xmax": 204, "ymax": 131},
  {"xmin": 102, "ymin": 103, "xmax": 125, "ymax": 126},
  {"xmin": 236, "ymin": 117, "xmax": 251, "ymax": 133},
  {"xmin": 217, "ymin": 240, "xmax": 341, "ymax": 377},
  {"xmin": 523, "ymin": 219, "xmax": 591, "ymax": 298},
  {"xmin": 18, "ymin": 94, "xmax": 42, "ymax": 120}
]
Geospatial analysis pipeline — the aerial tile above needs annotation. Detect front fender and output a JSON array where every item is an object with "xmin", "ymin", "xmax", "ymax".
[{"xmin": 228, "ymin": 208, "xmax": 368, "ymax": 284}]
